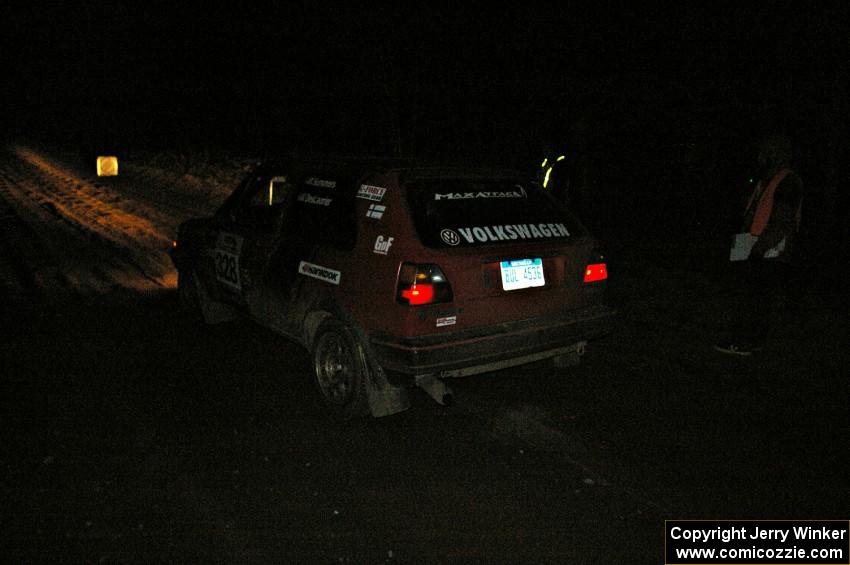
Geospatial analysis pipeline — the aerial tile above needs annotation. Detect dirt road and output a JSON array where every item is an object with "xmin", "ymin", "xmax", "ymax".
[{"xmin": 1, "ymin": 145, "xmax": 847, "ymax": 563}]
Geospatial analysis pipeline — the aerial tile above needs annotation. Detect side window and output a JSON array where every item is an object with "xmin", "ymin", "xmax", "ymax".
[
  {"xmin": 215, "ymin": 174, "xmax": 254, "ymax": 220},
  {"xmin": 246, "ymin": 175, "xmax": 290, "ymax": 207},
  {"xmin": 234, "ymin": 174, "xmax": 295, "ymax": 232},
  {"xmin": 290, "ymin": 173, "xmax": 357, "ymax": 249}
]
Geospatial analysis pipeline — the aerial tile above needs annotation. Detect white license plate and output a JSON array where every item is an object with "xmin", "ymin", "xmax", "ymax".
[{"xmin": 500, "ymin": 258, "xmax": 545, "ymax": 291}]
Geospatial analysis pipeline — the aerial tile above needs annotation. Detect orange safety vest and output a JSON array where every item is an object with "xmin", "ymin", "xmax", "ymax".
[{"xmin": 744, "ymin": 168, "xmax": 801, "ymax": 236}]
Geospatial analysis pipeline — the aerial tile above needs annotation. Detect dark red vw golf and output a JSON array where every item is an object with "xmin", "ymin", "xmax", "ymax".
[{"xmin": 170, "ymin": 157, "xmax": 615, "ymax": 417}]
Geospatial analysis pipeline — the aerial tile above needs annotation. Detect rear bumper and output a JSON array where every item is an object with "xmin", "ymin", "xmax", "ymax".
[{"xmin": 369, "ymin": 304, "xmax": 616, "ymax": 381}]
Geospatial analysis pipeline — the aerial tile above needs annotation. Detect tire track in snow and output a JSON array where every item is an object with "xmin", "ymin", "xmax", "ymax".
[
  {"xmin": 0, "ymin": 146, "xmax": 185, "ymax": 296},
  {"xmin": 13, "ymin": 146, "xmax": 172, "ymax": 250}
]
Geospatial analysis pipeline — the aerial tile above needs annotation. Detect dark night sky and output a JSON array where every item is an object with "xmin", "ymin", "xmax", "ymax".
[{"xmin": 2, "ymin": 3, "xmax": 848, "ymax": 168}]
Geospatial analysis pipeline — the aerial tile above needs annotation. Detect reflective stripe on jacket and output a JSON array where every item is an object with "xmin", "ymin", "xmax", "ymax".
[{"xmin": 744, "ymin": 168, "xmax": 799, "ymax": 236}]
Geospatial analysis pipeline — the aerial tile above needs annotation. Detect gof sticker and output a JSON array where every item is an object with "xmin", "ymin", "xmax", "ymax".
[{"xmin": 373, "ymin": 235, "xmax": 394, "ymax": 255}]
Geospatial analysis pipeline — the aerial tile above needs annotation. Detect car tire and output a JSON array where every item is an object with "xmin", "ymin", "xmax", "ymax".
[{"xmin": 311, "ymin": 319, "xmax": 370, "ymax": 419}]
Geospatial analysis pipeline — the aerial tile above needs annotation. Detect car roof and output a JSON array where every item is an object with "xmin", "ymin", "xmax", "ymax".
[{"xmin": 253, "ymin": 154, "xmax": 529, "ymax": 183}]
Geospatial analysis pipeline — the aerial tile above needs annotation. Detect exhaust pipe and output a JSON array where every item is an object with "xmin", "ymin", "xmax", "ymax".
[{"xmin": 416, "ymin": 376, "xmax": 454, "ymax": 406}]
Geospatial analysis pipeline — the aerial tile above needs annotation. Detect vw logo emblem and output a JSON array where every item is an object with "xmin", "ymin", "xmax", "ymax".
[{"xmin": 440, "ymin": 229, "xmax": 460, "ymax": 246}]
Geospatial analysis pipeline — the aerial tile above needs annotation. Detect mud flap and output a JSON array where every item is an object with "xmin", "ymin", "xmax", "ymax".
[
  {"xmin": 365, "ymin": 365, "xmax": 410, "ymax": 418},
  {"xmin": 195, "ymin": 272, "xmax": 237, "ymax": 324}
]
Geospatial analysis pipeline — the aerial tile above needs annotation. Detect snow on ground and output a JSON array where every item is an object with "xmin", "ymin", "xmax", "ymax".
[{"xmin": 0, "ymin": 143, "xmax": 247, "ymax": 298}]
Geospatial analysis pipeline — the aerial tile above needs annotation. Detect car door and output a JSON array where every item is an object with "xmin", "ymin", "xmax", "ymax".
[
  {"xmin": 205, "ymin": 172, "xmax": 291, "ymax": 308},
  {"xmin": 247, "ymin": 169, "xmax": 359, "ymax": 335},
  {"xmin": 238, "ymin": 174, "xmax": 304, "ymax": 328}
]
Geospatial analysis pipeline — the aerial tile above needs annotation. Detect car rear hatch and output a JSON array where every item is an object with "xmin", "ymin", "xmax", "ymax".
[{"xmin": 400, "ymin": 170, "xmax": 607, "ymax": 329}]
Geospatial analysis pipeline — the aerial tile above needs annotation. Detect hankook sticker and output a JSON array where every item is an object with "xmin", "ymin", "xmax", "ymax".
[
  {"xmin": 436, "ymin": 315, "xmax": 457, "ymax": 327},
  {"xmin": 298, "ymin": 261, "xmax": 341, "ymax": 285},
  {"xmin": 357, "ymin": 184, "xmax": 387, "ymax": 201}
]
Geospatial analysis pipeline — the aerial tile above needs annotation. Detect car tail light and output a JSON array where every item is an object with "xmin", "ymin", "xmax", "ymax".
[
  {"xmin": 583, "ymin": 263, "xmax": 607, "ymax": 283},
  {"xmin": 396, "ymin": 263, "xmax": 453, "ymax": 306}
]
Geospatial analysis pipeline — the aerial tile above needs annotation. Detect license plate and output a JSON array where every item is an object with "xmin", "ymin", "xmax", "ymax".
[{"xmin": 500, "ymin": 258, "xmax": 545, "ymax": 291}]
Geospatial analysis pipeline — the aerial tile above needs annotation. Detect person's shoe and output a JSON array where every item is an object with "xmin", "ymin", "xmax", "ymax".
[{"xmin": 713, "ymin": 342, "xmax": 753, "ymax": 356}]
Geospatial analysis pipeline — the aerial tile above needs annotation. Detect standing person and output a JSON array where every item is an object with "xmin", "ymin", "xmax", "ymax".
[{"xmin": 714, "ymin": 134, "xmax": 804, "ymax": 356}]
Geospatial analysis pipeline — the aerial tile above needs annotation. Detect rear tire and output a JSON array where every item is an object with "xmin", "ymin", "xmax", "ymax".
[{"xmin": 311, "ymin": 319, "xmax": 370, "ymax": 419}]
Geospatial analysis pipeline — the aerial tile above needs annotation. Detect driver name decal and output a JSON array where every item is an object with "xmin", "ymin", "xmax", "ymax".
[
  {"xmin": 297, "ymin": 192, "xmax": 332, "ymax": 206},
  {"xmin": 298, "ymin": 261, "xmax": 341, "ymax": 285},
  {"xmin": 446, "ymin": 223, "xmax": 570, "ymax": 245},
  {"xmin": 305, "ymin": 177, "xmax": 336, "ymax": 188}
]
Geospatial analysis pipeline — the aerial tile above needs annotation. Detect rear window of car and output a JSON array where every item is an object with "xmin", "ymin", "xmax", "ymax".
[{"xmin": 404, "ymin": 177, "xmax": 584, "ymax": 248}]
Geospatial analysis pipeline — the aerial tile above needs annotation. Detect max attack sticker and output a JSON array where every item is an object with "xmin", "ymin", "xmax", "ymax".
[
  {"xmin": 436, "ymin": 315, "xmax": 457, "ymax": 327},
  {"xmin": 305, "ymin": 177, "xmax": 336, "ymax": 188},
  {"xmin": 373, "ymin": 235, "xmax": 394, "ymax": 255},
  {"xmin": 434, "ymin": 187, "xmax": 526, "ymax": 200},
  {"xmin": 298, "ymin": 261, "xmax": 341, "ymax": 285},
  {"xmin": 357, "ymin": 184, "xmax": 387, "ymax": 201},
  {"xmin": 366, "ymin": 204, "xmax": 386, "ymax": 219},
  {"xmin": 297, "ymin": 192, "xmax": 332, "ymax": 206}
]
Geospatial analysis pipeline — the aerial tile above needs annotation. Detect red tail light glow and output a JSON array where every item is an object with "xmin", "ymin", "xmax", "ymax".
[
  {"xmin": 397, "ymin": 263, "xmax": 453, "ymax": 306},
  {"xmin": 583, "ymin": 263, "xmax": 607, "ymax": 283},
  {"xmin": 400, "ymin": 283, "xmax": 435, "ymax": 305}
]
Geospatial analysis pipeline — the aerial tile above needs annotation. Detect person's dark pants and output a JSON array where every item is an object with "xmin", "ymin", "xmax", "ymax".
[{"xmin": 727, "ymin": 260, "xmax": 796, "ymax": 347}]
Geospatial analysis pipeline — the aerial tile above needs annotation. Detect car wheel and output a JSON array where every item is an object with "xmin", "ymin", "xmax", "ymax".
[{"xmin": 311, "ymin": 319, "xmax": 370, "ymax": 418}]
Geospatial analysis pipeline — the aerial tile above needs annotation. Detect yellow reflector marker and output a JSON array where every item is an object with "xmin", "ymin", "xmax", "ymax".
[
  {"xmin": 556, "ymin": 155, "xmax": 565, "ymax": 161},
  {"xmin": 541, "ymin": 158, "xmax": 548, "ymax": 168},
  {"xmin": 96, "ymin": 156, "xmax": 118, "ymax": 176},
  {"xmin": 543, "ymin": 166, "xmax": 553, "ymax": 188}
]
